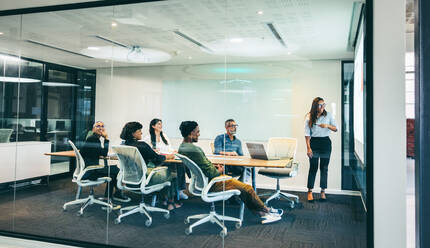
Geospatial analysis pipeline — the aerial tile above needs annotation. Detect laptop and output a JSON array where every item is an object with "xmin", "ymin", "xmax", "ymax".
[{"xmin": 246, "ymin": 142, "xmax": 278, "ymax": 160}]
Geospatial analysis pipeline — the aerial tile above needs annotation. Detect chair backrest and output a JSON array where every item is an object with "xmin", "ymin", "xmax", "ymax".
[
  {"xmin": 175, "ymin": 154, "xmax": 208, "ymax": 196},
  {"xmin": 68, "ymin": 140, "xmax": 86, "ymax": 180},
  {"xmin": 112, "ymin": 145, "xmax": 146, "ymax": 186},
  {"xmin": 267, "ymin": 137, "xmax": 297, "ymax": 160},
  {"xmin": 0, "ymin": 129, "xmax": 13, "ymax": 143}
]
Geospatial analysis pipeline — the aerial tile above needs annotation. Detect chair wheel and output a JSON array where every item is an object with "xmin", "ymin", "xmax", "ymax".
[
  {"xmin": 114, "ymin": 218, "xmax": 121, "ymax": 224},
  {"xmin": 164, "ymin": 213, "xmax": 170, "ymax": 219},
  {"xmin": 220, "ymin": 229, "xmax": 227, "ymax": 238},
  {"xmin": 145, "ymin": 219, "xmax": 152, "ymax": 227},
  {"xmin": 185, "ymin": 227, "xmax": 192, "ymax": 235},
  {"xmin": 62, "ymin": 207, "xmax": 67, "ymax": 212},
  {"xmin": 235, "ymin": 222, "xmax": 242, "ymax": 229},
  {"xmin": 76, "ymin": 211, "xmax": 83, "ymax": 217},
  {"xmin": 184, "ymin": 218, "xmax": 190, "ymax": 224}
]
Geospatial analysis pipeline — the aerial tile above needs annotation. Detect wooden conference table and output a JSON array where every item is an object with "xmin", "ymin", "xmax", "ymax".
[
  {"xmin": 45, "ymin": 150, "xmax": 293, "ymax": 221},
  {"xmin": 45, "ymin": 150, "xmax": 292, "ymax": 190}
]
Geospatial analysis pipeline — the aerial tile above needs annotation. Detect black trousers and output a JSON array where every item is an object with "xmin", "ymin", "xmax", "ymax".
[
  {"xmin": 176, "ymin": 164, "xmax": 190, "ymax": 191},
  {"xmin": 307, "ymin": 137, "xmax": 332, "ymax": 190},
  {"xmin": 81, "ymin": 166, "xmax": 120, "ymax": 198}
]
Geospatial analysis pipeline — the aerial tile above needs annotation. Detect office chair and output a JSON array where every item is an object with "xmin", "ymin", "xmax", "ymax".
[
  {"xmin": 112, "ymin": 145, "xmax": 170, "ymax": 227},
  {"xmin": 63, "ymin": 140, "xmax": 113, "ymax": 215},
  {"xmin": 258, "ymin": 137, "xmax": 300, "ymax": 208},
  {"xmin": 176, "ymin": 154, "xmax": 241, "ymax": 237},
  {"xmin": 0, "ymin": 129, "xmax": 13, "ymax": 143}
]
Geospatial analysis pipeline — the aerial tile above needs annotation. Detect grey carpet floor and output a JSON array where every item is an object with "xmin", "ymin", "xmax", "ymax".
[{"xmin": 0, "ymin": 178, "xmax": 366, "ymax": 248}]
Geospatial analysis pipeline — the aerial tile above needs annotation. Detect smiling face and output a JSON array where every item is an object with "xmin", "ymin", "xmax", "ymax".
[
  {"xmin": 152, "ymin": 120, "xmax": 163, "ymax": 133},
  {"xmin": 317, "ymin": 100, "xmax": 326, "ymax": 114},
  {"xmin": 92, "ymin": 121, "xmax": 105, "ymax": 136}
]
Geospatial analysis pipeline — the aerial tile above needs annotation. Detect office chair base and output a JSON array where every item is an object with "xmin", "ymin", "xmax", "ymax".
[
  {"xmin": 184, "ymin": 210, "xmax": 241, "ymax": 236},
  {"xmin": 115, "ymin": 202, "xmax": 169, "ymax": 226},
  {"xmin": 264, "ymin": 190, "xmax": 299, "ymax": 208},
  {"xmin": 63, "ymin": 194, "xmax": 112, "ymax": 215}
]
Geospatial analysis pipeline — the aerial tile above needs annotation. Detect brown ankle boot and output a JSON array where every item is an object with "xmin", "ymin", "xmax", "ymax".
[
  {"xmin": 307, "ymin": 191, "xmax": 314, "ymax": 202},
  {"xmin": 320, "ymin": 191, "xmax": 327, "ymax": 201}
]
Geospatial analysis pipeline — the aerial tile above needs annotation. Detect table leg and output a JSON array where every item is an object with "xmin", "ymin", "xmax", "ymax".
[{"xmin": 252, "ymin": 167, "xmax": 256, "ymax": 191}]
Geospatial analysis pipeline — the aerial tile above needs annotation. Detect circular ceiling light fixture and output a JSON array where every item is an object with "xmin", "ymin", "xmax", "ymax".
[
  {"xmin": 81, "ymin": 46, "xmax": 171, "ymax": 64},
  {"xmin": 204, "ymin": 37, "xmax": 297, "ymax": 57}
]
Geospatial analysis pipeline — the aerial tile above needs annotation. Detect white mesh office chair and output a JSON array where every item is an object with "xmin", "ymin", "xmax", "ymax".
[
  {"xmin": 176, "ymin": 153, "xmax": 241, "ymax": 237},
  {"xmin": 63, "ymin": 140, "xmax": 113, "ymax": 215},
  {"xmin": 0, "ymin": 129, "xmax": 13, "ymax": 143},
  {"xmin": 112, "ymin": 145, "xmax": 170, "ymax": 227},
  {"xmin": 258, "ymin": 137, "xmax": 300, "ymax": 208}
]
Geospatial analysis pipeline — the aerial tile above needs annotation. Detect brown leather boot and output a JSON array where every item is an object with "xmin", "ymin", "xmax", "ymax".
[
  {"xmin": 320, "ymin": 190, "xmax": 327, "ymax": 201},
  {"xmin": 307, "ymin": 191, "xmax": 314, "ymax": 202}
]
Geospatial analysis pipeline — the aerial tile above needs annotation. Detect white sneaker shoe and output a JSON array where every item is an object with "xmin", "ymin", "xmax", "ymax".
[
  {"xmin": 178, "ymin": 190, "xmax": 189, "ymax": 200},
  {"xmin": 269, "ymin": 207, "xmax": 284, "ymax": 217},
  {"xmin": 261, "ymin": 212, "xmax": 281, "ymax": 224}
]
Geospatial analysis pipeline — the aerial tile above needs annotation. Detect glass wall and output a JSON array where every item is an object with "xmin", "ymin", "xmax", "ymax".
[{"xmin": 0, "ymin": 1, "xmax": 368, "ymax": 247}]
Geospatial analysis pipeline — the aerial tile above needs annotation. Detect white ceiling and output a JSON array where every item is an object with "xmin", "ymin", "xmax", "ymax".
[
  {"xmin": 0, "ymin": 0, "xmax": 359, "ymax": 69},
  {"xmin": 0, "ymin": 0, "xmax": 102, "ymax": 11}
]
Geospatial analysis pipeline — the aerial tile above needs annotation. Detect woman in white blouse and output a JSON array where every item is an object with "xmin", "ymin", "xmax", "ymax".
[
  {"xmin": 144, "ymin": 118, "xmax": 188, "ymax": 200},
  {"xmin": 304, "ymin": 97, "xmax": 337, "ymax": 202}
]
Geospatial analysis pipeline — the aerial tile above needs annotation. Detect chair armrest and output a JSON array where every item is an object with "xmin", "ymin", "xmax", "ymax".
[
  {"xmin": 145, "ymin": 166, "xmax": 169, "ymax": 186},
  {"xmin": 76, "ymin": 165, "xmax": 104, "ymax": 181},
  {"xmin": 202, "ymin": 175, "xmax": 240, "ymax": 202}
]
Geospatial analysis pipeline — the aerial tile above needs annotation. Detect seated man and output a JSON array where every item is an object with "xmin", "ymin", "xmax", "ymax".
[
  {"xmin": 178, "ymin": 121, "xmax": 282, "ymax": 224},
  {"xmin": 80, "ymin": 121, "xmax": 129, "ymax": 203},
  {"xmin": 214, "ymin": 119, "xmax": 245, "ymax": 177}
]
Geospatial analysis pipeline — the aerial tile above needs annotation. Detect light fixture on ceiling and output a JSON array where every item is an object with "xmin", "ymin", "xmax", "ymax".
[
  {"xmin": 173, "ymin": 30, "xmax": 213, "ymax": 52},
  {"xmin": 229, "ymin": 38, "xmax": 243, "ymax": 43},
  {"xmin": 111, "ymin": 22, "xmax": 118, "ymax": 27},
  {"xmin": 0, "ymin": 54, "xmax": 21, "ymax": 62},
  {"xmin": 42, "ymin": 82, "xmax": 79, "ymax": 87},
  {"xmin": 0, "ymin": 32, "xmax": 4, "ymax": 35},
  {"xmin": 257, "ymin": 10, "xmax": 264, "ymax": 15},
  {"xmin": 81, "ymin": 45, "xmax": 171, "ymax": 63},
  {"xmin": 26, "ymin": 40, "xmax": 93, "ymax": 58},
  {"xmin": 91, "ymin": 35, "xmax": 171, "ymax": 63},
  {"xmin": 0, "ymin": 76, "xmax": 40, "ymax": 83},
  {"xmin": 265, "ymin": 22, "xmax": 287, "ymax": 47},
  {"xmin": 87, "ymin": 47, "xmax": 99, "ymax": 51},
  {"xmin": 204, "ymin": 37, "xmax": 294, "ymax": 57},
  {"xmin": 188, "ymin": 56, "xmax": 192, "ymax": 60}
]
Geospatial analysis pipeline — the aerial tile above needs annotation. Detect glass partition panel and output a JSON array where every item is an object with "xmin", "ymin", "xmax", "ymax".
[{"xmin": 0, "ymin": 14, "xmax": 22, "ymax": 234}]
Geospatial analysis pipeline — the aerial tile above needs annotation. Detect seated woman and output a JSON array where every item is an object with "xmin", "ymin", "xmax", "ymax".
[
  {"xmin": 120, "ymin": 121, "xmax": 182, "ymax": 210},
  {"xmin": 178, "ymin": 121, "xmax": 283, "ymax": 224},
  {"xmin": 143, "ymin": 118, "xmax": 189, "ymax": 200}
]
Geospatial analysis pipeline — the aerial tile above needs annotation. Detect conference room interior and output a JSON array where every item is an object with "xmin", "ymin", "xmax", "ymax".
[{"xmin": 0, "ymin": 0, "xmax": 368, "ymax": 247}]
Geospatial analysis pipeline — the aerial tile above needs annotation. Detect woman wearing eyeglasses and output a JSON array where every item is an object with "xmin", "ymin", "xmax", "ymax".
[{"xmin": 305, "ymin": 97, "xmax": 337, "ymax": 202}]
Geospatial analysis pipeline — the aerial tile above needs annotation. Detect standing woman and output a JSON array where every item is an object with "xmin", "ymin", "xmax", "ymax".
[
  {"xmin": 143, "ymin": 118, "xmax": 189, "ymax": 200},
  {"xmin": 305, "ymin": 97, "xmax": 337, "ymax": 202}
]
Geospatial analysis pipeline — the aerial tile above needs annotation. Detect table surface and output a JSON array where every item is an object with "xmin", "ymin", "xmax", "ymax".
[{"xmin": 44, "ymin": 150, "xmax": 292, "ymax": 168}]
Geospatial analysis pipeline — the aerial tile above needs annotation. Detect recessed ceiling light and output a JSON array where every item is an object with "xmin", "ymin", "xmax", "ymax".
[
  {"xmin": 111, "ymin": 22, "xmax": 117, "ymax": 27},
  {"xmin": 229, "ymin": 38, "xmax": 243, "ymax": 43},
  {"xmin": 257, "ymin": 10, "xmax": 264, "ymax": 15},
  {"xmin": 287, "ymin": 51, "xmax": 291, "ymax": 55},
  {"xmin": 0, "ymin": 32, "xmax": 3, "ymax": 35},
  {"xmin": 188, "ymin": 56, "xmax": 192, "ymax": 60},
  {"xmin": 87, "ymin": 47, "xmax": 99, "ymax": 50}
]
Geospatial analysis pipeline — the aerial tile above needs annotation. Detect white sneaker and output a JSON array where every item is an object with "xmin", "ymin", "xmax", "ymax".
[
  {"xmin": 269, "ymin": 207, "xmax": 284, "ymax": 217},
  {"xmin": 261, "ymin": 212, "xmax": 281, "ymax": 224},
  {"xmin": 178, "ymin": 190, "xmax": 189, "ymax": 200}
]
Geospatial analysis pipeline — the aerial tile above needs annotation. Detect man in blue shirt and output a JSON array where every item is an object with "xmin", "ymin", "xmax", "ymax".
[{"xmin": 214, "ymin": 119, "xmax": 244, "ymax": 177}]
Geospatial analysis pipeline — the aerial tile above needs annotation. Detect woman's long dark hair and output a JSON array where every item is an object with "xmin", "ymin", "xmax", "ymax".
[
  {"xmin": 149, "ymin": 118, "xmax": 168, "ymax": 149},
  {"xmin": 120, "ymin": 121, "xmax": 143, "ymax": 141},
  {"xmin": 308, "ymin": 97, "xmax": 327, "ymax": 128}
]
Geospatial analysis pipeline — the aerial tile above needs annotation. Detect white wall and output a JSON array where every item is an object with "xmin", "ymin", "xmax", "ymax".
[
  {"xmin": 373, "ymin": 0, "xmax": 406, "ymax": 247},
  {"xmin": 96, "ymin": 60, "xmax": 343, "ymax": 192}
]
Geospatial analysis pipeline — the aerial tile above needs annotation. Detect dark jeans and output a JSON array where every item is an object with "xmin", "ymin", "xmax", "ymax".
[
  {"xmin": 225, "ymin": 165, "xmax": 244, "ymax": 178},
  {"xmin": 176, "ymin": 164, "xmax": 190, "ymax": 191},
  {"xmin": 307, "ymin": 137, "xmax": 332, "ymax": 190},
  {"xmin": 81, "ymin": 166, "xmax": 119, "ymax": 198}
]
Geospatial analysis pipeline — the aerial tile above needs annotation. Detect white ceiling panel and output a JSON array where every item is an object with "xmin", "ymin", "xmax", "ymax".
[{"xmin": 0, "ymin": 0, "xmax": 358, "ymax": 69}]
